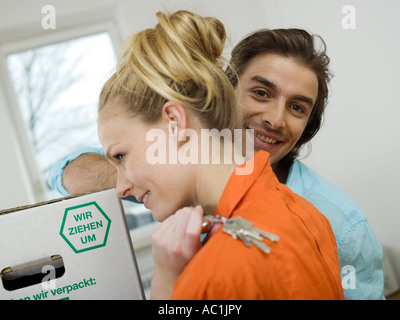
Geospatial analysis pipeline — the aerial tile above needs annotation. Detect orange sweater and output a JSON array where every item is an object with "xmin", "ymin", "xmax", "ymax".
[{"xmin": 171, "ymin": 151, "xmax": 344, "ymax": 299}]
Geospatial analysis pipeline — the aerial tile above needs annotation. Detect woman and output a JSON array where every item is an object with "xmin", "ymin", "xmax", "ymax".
[{"xmin": 97, "ymin": 10, "xmax": 344, "ymax": 299}]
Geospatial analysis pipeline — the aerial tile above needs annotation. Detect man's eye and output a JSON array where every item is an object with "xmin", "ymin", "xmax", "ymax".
[
  {"xmin": 290, "ymin": 104, "xmax": 304, "ymax": 113},
  {"xmin": 254, "ymin": 89, "xmax": 268, "ymax": 98}
]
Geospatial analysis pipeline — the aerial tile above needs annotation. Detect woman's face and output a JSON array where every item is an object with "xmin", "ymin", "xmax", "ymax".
[{"xmin": 98, "ymin": 100, "xmax": 196, "ymax": 222}]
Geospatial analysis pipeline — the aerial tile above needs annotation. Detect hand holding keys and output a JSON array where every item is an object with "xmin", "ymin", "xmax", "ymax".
[{"xmin": 202, "ymin": 215, "xmax": 279, "ymax": 253}]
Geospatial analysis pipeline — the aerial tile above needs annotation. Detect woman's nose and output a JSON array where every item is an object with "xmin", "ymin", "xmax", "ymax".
[{"xmin": 116, "ymin": 170, "xmax": 133, "ymax": 198}]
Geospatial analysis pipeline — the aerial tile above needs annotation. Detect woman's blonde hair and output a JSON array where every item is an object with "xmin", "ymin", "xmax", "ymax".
[{"xmin": 99, "ymin": 10, "xmax": 241, "ymax": 132}]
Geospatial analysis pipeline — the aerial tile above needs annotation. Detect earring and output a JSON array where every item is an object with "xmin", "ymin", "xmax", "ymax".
[{"xmin": 169, "ymin": 120, "xmax": 177, "ymax": 136}]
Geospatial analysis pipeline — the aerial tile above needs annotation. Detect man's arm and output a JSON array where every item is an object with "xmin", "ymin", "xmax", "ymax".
[
  {"xmin": 62, "ymin": 152, "xmax": 116, "ymax": 195},
  {"xmin": 48, "ymin": 147, "xmax": 116, "ymax": 196}
]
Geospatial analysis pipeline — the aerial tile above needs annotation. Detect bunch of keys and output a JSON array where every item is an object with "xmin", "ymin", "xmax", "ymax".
[{"xmin": 202, "ymin": 215, "xmax": 279, "ymax": 253}]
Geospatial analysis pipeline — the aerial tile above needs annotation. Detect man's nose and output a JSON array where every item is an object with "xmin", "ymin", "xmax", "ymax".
[{"xmin": 263, "ymin": 100, "xmax": 286, "ymax": 129}]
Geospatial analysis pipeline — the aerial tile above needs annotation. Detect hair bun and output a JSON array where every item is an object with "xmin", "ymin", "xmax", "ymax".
[
  {"xmin": 155, "ymin": 10, "xmax": 226, "ymax": 65},
  {"xmin": 105, "ymin": 10, "xmax": 241, "ymax": 132}
]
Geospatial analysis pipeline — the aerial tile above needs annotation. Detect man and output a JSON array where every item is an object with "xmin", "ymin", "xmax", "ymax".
[{"xmin": 48, "ymin": 28, "xmax": 384, "ymax": 299}]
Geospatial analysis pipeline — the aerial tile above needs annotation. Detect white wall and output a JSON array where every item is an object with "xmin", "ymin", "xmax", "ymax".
[
  {"xmin": 0, "ymin": 0, "xmax": 399, "ymax": 286},
  {"xmin": 0, "ymin": 84, "xmax": 34, "ymax": 208}
]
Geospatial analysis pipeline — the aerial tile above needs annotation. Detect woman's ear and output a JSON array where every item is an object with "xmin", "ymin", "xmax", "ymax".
[{"xmin": 161, "ymin": 101, "xmax": 188, "ymax": 136}]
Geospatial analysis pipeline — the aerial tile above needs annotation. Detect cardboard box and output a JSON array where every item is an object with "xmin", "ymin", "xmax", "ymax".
[{"xmin": 0, "ymin": 189, "xmax": 145, "ymax": 300}]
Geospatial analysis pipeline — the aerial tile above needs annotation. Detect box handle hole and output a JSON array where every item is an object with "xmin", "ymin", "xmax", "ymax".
[{"xmin": 1, "ymin": 254, "xmax": 65, "ymax": 291}]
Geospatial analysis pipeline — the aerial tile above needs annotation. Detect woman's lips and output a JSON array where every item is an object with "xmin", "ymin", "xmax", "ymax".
[
  {"xmin": 142, "ymin": 190, "xmax": 150, "ymax": 207},
  {"xmin": 137, "ymin": 190, "xmax": 151, "ymax": 204}
]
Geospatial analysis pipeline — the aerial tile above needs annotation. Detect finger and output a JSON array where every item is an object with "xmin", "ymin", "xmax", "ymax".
[
  {"xmin": 185, "ymin": 205, "xmax": 203, "ymax": 236},
  {"xmin": 170, "ymin": 207, "xmax": 193, "ymax": 257},
  {"xmin": 202, "ymin": 221, "xmax": 222, "ymax": 244},
  {"xmin": 152, "ymin": 213, "xmax": 182, "ymax": 262},
  {"xmin": 152, "ymin": 213, "xmax": 176, "ymax": 244},
  {"xmin": 184, "ymin": 206, "xmax": 203, "ymax": 254}
]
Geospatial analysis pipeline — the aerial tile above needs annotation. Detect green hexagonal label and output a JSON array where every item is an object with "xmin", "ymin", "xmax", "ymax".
[{"xmin": 60, "ymin": 201, "xmax": 111, "ymax": 254}]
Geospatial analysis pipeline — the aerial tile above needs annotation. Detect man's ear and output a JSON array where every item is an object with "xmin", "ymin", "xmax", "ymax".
[{"xmin": 161, "ymin": 101, "xmax": 188, "ymax": 136}]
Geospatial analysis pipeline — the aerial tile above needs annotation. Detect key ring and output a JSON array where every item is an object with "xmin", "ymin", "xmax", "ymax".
[{"xmin": 201, "ymin": 215, "xmax": 226, "ymax": 234}]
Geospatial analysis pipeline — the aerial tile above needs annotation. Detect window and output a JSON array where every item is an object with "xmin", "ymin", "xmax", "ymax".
[
  {"xmin": 2, "ymin": 24, "xmax": 154, "ymax": 229},
  {"xmin": 6, "ymin": 32, "xmax": 115, "ymax": 199}
]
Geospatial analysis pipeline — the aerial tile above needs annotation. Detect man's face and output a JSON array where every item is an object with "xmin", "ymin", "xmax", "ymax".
[{"xmin": 236, "ymin": 53, "xmax": 318, "ymax": 166}]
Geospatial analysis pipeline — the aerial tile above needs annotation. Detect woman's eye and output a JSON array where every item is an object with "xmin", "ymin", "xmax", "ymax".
[{"xmin": 114, "ymin": 154, "xmax": 125, "ymax": 161}]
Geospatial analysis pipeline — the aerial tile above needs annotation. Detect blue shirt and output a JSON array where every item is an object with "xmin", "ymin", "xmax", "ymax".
[
  {"xmin": 287, "ymin": 160, "xmax": 384, "ymax": 300},
  {"xmin": 48, "ymin": 149, "xmax": 384, "ymax": 299}
]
